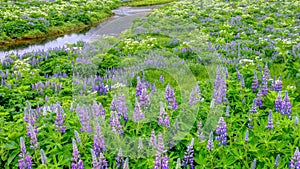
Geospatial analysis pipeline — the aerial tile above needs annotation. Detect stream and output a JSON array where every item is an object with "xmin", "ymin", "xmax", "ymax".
[{"xmin": 0, "ymin": 5, "xmax": 162, "ymax": 58}]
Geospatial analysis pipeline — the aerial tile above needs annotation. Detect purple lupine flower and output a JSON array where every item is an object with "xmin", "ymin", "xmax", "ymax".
[
  {"xmin": 261, "ymin": 75, "xmax": 268, "ymax": 96},
  {"xmin": 283, "ymin": 90, "xmax": 292, "ymax": 118},
  {"xmin": 165, "ymin": 84, "xmax": 178, "ymax": 110},
  {"xmin": 93, "ymin": 121, "xmax": 106, "ymax": 156},
  {"xmin": 189, "ymin": 83, "xmax": 203, "ymax": 105},
  {"xmin": 289, "ymin": 147, "xmax": 300, "ymax": 169},
  {"xmin": 54, "ymin": 104, "xmax": 66, "ymax": 133},
  {"xmin": 158, "ymin": 102, "xmax": 170, "ymax": 128},
  {"xmin": 264, "ymin": 63, "xmax": 270, "ymax": 79},
  {"xmin": 74, "ymin": 130, "xmax": 81, "ymax": 145},
  {"xmin": 245, "ymin": 129, "xmax": 249, "ymax": 143},
  {"xmin": 140, "ymin": 87, "xmax": 151, "ymax": 109},
  {"xmin": 110, "ymin": 111, "xmax": 123, "ymax": 134},
  {"xmin": 116, "ymin": 148, "xmax": 124, "ymax": 168},
  {"xmin": 71, "ymin": 138, "xmax": 84, "ymax": 169},
  {"xmin": 266, "ymin": 110, "xmax": 274, "ymax": 129},
  {"xmin": 118, "ymin": 95, "xmax": 128, "ymax": 125},
  {"xmin": 256, "ymin": 89, "xmax": 263, "ymax": 108},
  {"xmin": 110, "ymin": 96, "xmax": 118, "ymax": 111},
  {"xmin": 213, "ymin": 67, "xmax": 227, "ymax": 105},
  {"xmin": 275, "ymin": 76, "xmax": 282, "ymax": 92},
  {"xmin": 133, "ymin": 98, "xmax": 145, "ymax": 123},
  {"xmin": 161, "ymin": 156, "xmax": 169, "ymax": 169},
  {"xmin": 215, "ymin": 117, "xmax": 227, "ymax": 146},
  {"xmin": 198, "ymin": 122, "xmax": 205, "ymax": 142},
  {"xmin": 275, "ymin": 92, "xmax": 283, "ymax": 113},
  {"xmin": 160, "ymin": 75, "xmax": 164, "ymax": 84},
  {"xmin": 274, "ymin": 154, "xmax": 280, "ymax": 168},
  {"xmin": 251, "ymin": 159, "xmax": 257, "ymax": 169},
  {"xmin": 27, "ymin": 124, "xmax": 38, "ymax": 150},
  {"xmin": 295, "ymin": 117, "xmax": 299, "ymax": 127},
  {"xmin": 149, "ymin": 129, "xmax": 157, "ymax": 148},
  {"xmin": 152, "ymin": 84, "xmax": 156, "ymax": 94},
  {"xmin": 153, "ymin": 152, "xmax": 162, "ymax": 169},
  {"xmin": 207, "ymin": 131, "xmax": 214, "ymax": 151},
  {"xmin": 136, "ymin": 76, "xmax": 143, "ymax": 97},
  {"xmin": 157, "ymin": 132, "xmax": 165, "ymax": 153},
  {"xmin": 77, "ymin": 105, "xmax": 92, "ymax": 133},
  {"xmin": 249, "ymin": 99, "xmax": 257, "ymax": 113},
  {"xmin": 40, "ymin": 149, "xmax": 47, "ymax": 165},
  {"xmin": 182, "ymin": 138, "xmax": 195, "ymax": 169},
  {"xmin": 18, "ymin": 137, "xmax": 33, "ymax": 169},
  {"xmin": 225, "ymin": 105, "xmax": 230, "ymax": 117}
]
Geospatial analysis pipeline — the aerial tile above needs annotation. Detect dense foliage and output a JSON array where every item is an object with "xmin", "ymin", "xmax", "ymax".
[{"xmin": 0, "ymin": 0, "xmax": 300, "ymax": 168}]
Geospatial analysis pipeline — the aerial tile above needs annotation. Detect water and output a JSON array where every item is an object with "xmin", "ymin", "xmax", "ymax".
[{"xmin": 0, "ymin": 5, "xmax": 162, "ymax": 58}]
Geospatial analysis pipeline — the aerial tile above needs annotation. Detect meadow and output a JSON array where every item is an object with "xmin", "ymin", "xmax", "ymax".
[{"xmin": 0, "ymin": 0, "xmax": 300, "ymax": 168}]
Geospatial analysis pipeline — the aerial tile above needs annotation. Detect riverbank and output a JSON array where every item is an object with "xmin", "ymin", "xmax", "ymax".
[{"xmin": 0, "ymin": 0, "xmax": 175, "ymax": 49}]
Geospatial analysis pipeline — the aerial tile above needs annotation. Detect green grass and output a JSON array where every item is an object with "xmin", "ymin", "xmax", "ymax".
[{"xmin": 125, "ymin": 0, "xmax": 176, "ymax": 7}]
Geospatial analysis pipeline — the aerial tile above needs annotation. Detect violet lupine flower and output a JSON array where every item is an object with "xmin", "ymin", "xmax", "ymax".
[
  {"xmin": 225, "ymin": 105, "xmax": 230, "ymax": 117},
  {"xmin": 91, "ymin": 149, "xmax": 108, "ymax": 169},
  {"xmin": 136, "ymin": 76, "xmax": 143, "ymax": 97},
  {"xmin": 74, "ymin": 130, "xmax": 81, "ymax": 145},
  {"xmin": 93, "ymin": 121, "xmax": 106, "ymax": 157},
  {"xmin": 275, "ymin": 76, "xmax": 282, "ymax": 92},
  {"xmin": 289, "ymin": 147, "xmax": 300, "ymax": 169},
  {"xmin": 207, "ymin": 131, "xmax": 214, "ymax": 151},
  {"xmin": 160, "ymin": 75, "xmax": 164, "ymax": 84},
  {"xmin": 283, "ymin": 90, "xmax": 292, "ymax": 118},
  {"xmin": 252, "ymin": 72, "xmax": 259, "ymax": 92},
  {"xmin": 140, "ymin": 87, "xmax": 151, "ymax": 109},
  {"xmin": 158, "ymin": 102, "xmax": 170, "ymax": 128},
  {"xmin": 261, "ymin": 75, "xmax": 269, "ymax": 96},
  {"xmin": 256, "ymin": 89, "xmax": 263, "ymax": 108},
  {"xmin": 266, "ymin": 110, "xmax": 274, "ymax": 129},
  {"xmin": 149, "ymin": 129, "xmax": 157, "ymax": 148},
  {"xmin": 152, "ymin": 84, "xmax": 156, "ymax": 94},
  {"xmin": 18, "ymin": 137, "xmax": 33, "ymax": 169},
  {"xmin": 54, "ymin": 104, "xmax": 66, "ymax": 133},
  {"xmin": 189, "ymin": 83, "xmax": 203, "ymax": 105},
  {"xmin": 133, "ymin": 98, "xmax": 145, "ymax": 123},
  {"xmin": 275, "ymin": 92, "xmax": 283, "ymax": 113},
  {"xmin": 295, "ymin": 117, "xmax": 299, "ymax": 127},
  {"xmin": 249, "ymin": 99, "xmax": 257, "ymax": 113},
  {"xmin": 182, "ymin": 138, "xmax": 195, "ymax": 169},
  {"xmin": 71, "ymin": 139, "xmax": 84, "ymax": 169},
  {"xmin": 27, "ymin": 124, "xmax": 38, "ymax": 150},
  {"xmin": 165, "ymin": 84, "xmax": 178, "ymax": 110},
  {"xmin": 274, "ymin": 154, "xmax": 280, "ymax": 168},
  {"xmin": 215, "ymin": 117, "xmax": 227, "ymax": 146},
  {"xmin": 161, "ymin": 156, "xmax": 169, "ymax": 169},
  {"xmin": 78, "ymin": 105, "xmax": 92, "ymax": 133},
  {"xmin": 110, "ymin": 96, "xmax": 118, "ymax": 112},
  {"xmin": 198, "ymin": 122, "xmax": 205, "ymax": 142},
  {"xmin": 245, "ymin": 129, "xmax": 249, "ymax": 143},
  {"xmin": 264, "ymin": 63, "xmax": 270, "ymax": 79},
  {"xmin": 157, "ymin": 132, "xmax": 165, "ymax": 153},
  {"xmin": 213, "ymin": 67, "xmax": 227, "ymax": 105},
  {"xmin": 110, "ymin": 111, "xmax": 123, "ymax": 134},
  {"xmin": 116, "ymin": 148, "xmax": 124, "ymax": 168},
  {"xmin": 251, "ymin": 158, "xmax": 257, "ymax": 169},
  {"xmin": 40, "ymin": 149, "xmax": 47, "ymax": 165},
  {"xmin": 118, "ymin": 95, "xmax": 128, "ymax": 125},
  {"xmin": 153, "ymin": 153, "xmax": 162, "ymax": 169}
]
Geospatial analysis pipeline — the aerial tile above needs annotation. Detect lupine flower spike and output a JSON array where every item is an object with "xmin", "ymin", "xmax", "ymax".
[
  {"xmin": 182, "ymin": 138, "xmax": 195, "ymax": 169},
  {"xmin": 251, "ymin": 159, "xmax": 257, "ymax": 169},
  {"xmin": 289, "ymin": 147, "xmax": 300, "ymax": 169},
  {"xmin": 207, "ymin": 131, "xmax": 214, "ymax": 151},
  {"xmin": 18, "ymin": 137, "xmax": 33, "ymax": 169},
  {"xmin": 215, "ymin": 117, "xmax": 227, "ymax": 146},
  {"xmin": 265, "ymin": 110, "xmax": 274, "ymax": 129},
  {"xmin": 274, "ymin": 154, "xmax": 280, "ymax": 168},
  {"xmin": 245, "ymin": 129, "xmax": 249, "ymax": 143}
]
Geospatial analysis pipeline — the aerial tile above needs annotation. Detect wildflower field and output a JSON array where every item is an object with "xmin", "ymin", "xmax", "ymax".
[{"xmin": 0, "ymin": 0, "xmax": 300, "ymax": 168}]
